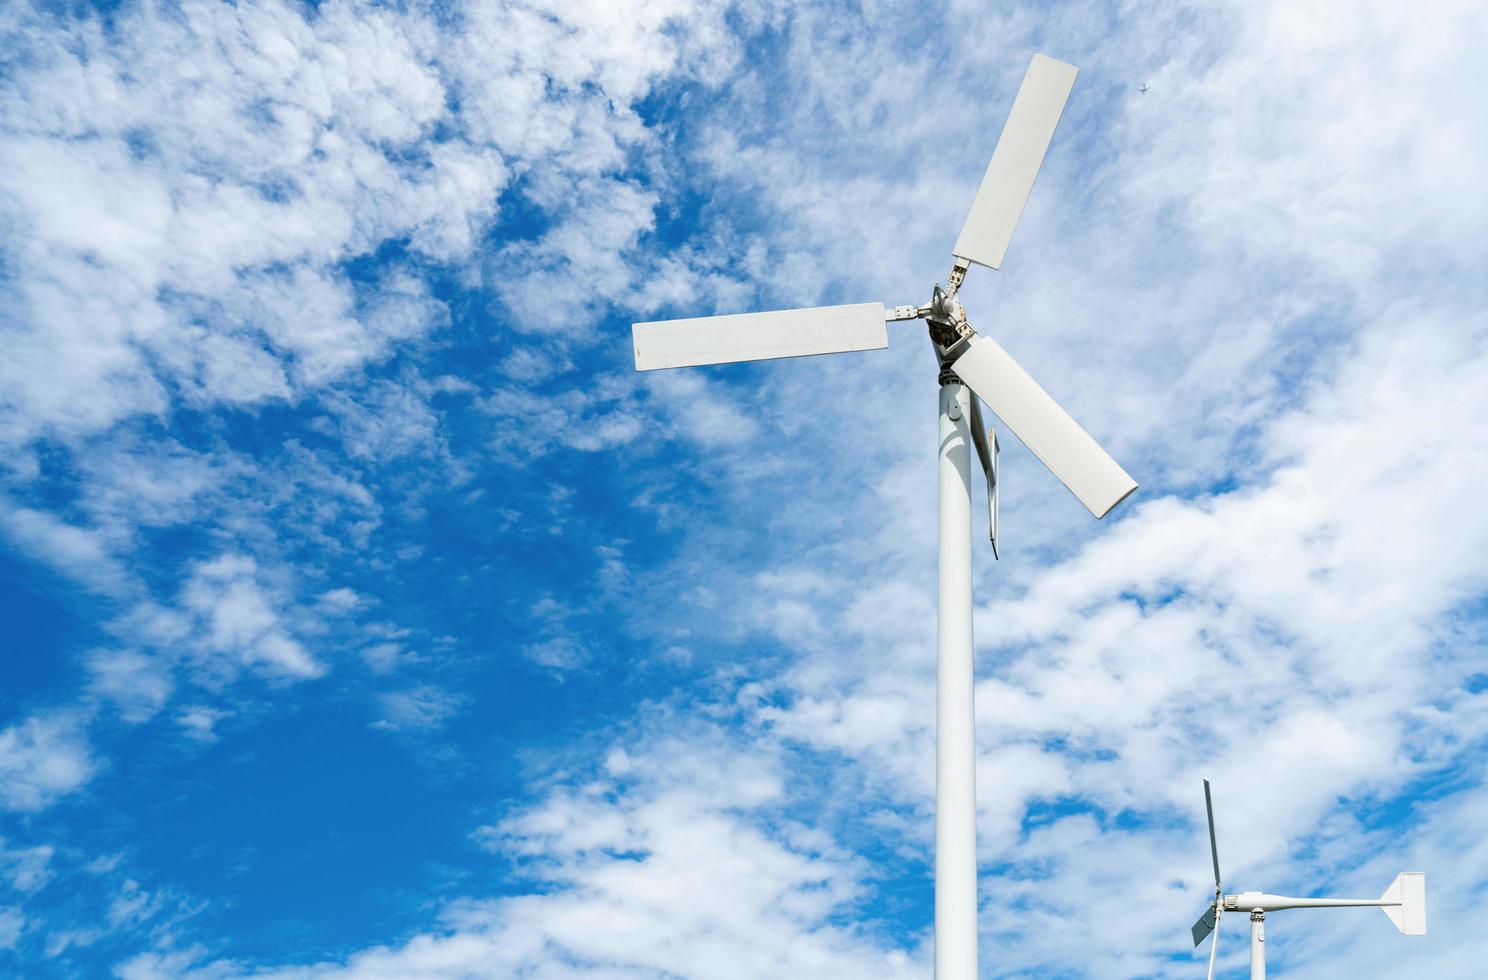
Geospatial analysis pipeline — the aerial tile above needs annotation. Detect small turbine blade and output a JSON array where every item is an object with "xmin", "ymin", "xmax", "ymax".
[
  {"xmin": 1191, "ymin": 906, "xmax": 1216, "ymax": 948},
  {"xmin": 950, "ymin": 333, "xmax": 1136, "ymax": 518},
  {"xmin": 952, "ymin": 54, "xmax": 1078, "ymax": 271},
  {"xmin": 632, "ymin": 303, "xmax": 888, "ymax": 371},
  {"xmin": 1205, "ymin": 778, "xmax": 1222, "ymax": 891}
]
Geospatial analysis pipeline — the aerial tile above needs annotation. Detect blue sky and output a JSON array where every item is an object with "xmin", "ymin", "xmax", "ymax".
[{"xmin": 1, "ymin": 0, "xmax": 1486, "ymax": 976}]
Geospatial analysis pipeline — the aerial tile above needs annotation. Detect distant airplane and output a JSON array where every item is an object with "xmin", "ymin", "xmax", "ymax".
[{"xmin": 1139, "ymin": 83, "xmax": 1149, "ymax": 94}]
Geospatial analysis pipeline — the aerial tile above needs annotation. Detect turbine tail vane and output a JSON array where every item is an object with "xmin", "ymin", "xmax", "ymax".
[{"xmin": 1381, "ymin": 872, "xmax": 1427, "ymax": 936}]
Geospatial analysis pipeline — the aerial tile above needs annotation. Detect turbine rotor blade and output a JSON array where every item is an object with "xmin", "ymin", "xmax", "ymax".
[
  {"xmin": 632, "ymin": 303, "xmax": 888, "ymax": 371},
  {"xmin": 1191, "ymin": 906, "xmax": 1216, "ymax": 948},
  {"xmin": 1205, "ymin": 779, "xmax": 1222, "ymax": 891},
  {"xmin": 952, "ymin": 54, "xmax": 1078, "ymax": 271},
  {"xmin": 950, "ymin": 334, "xmax": 1136, "ymax": 518}
]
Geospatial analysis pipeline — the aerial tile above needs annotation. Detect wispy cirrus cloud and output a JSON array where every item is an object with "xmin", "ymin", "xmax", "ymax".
[{"xmin": 370, "ymin": 685, "xmax": 463, "ymax": 732}]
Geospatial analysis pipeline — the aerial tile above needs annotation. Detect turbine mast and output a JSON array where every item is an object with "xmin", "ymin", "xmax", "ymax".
[
  {"xmin": 629, "ymin": 53, "xmax": 1138, "ymax": 979},
  {"xmin": 935, "ymin": 380, "xmax": 977, "ymax": 979}
]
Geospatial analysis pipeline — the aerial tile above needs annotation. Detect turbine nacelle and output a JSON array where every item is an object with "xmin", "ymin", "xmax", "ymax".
[{"xmin": 1222, "ymin": 879, "xmax": 1423, "ymax": 922}]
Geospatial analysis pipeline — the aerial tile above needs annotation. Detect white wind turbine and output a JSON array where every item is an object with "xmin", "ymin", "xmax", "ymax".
[
  {"xmin": 1191, "ymin": 779, "xmax": 1427, "ymax": 979},
  {"xmin": 631, "ymin": 55, "xmax": 1137, "ymax": 978}
]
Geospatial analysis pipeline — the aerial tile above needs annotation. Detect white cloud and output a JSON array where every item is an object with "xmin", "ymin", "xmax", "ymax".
[
  {"xmin": 478, "ymin": 370, "xmax": 657, "ymax": 460},
  {"xmin": 1116, "ymin": 0, "xmax": 1487, "ymax": 291},
  {"xmin": 87, "ymin": 649, "xmax": 175, "ymax": 724},
  {"xmin": 107, "ymin": 879, "xmax": 161, "ymax": 929},
  {"xmin": 360, "ymin": 643, "xmax": 406, "ymax": 675},
  {"xmin": 0, "ymin": 838, "xmax": 54, "ymax": 893},
  {"xmin": 123, "ymin": 726, "xmax": 925, "ymax": 979},
  {"xmin": 319, "ymin": 379, "xmax": 444, "ymax": 464},
  {"xmin": 166, "ymin": 554, "xmax": 325, "ymax": 681},
  {"xmin": 0, "ymin": 0, "xmax": 472, "ymax": 441},
  {"xmin": 0, "ymin": 0, "xmax": 756, "ymax": 852},
  {"xmin": 0, "ymin": 505, "xmax": 131, "ymax": 596},
  {"xmin": 189, "ymin": 558, "xmax": 319, "ymax": 676},
  {"xmin": 175, "ymin": 707, "xmax": 231, "ymax": 744},
  {"xmin": 370, "ymin": 685, "xmax": 463, "ymax": 731},
  {"xmin": 487, "ymin": 177, "xmax": 661, "ymax": 334},
  {"xmin": 0, "ymin": 0, "xmax": 745, "ymax": 450},
  {"xmin": 315, "ymin": 588, "xmax": 364, "ymax": 615},
  {"xmin": 0, "ymin": 712, "xmax": 96, "ymax": 812},
  {"xmin": 0, "ymin": 905, "xmax": 22, "ymax": 950},
  {"xmin": 73, "ymin": 437, "xmax": 241, "ymax": 535},
  {"xmin": 523, "ymin": 637, "xmax": 587, "ymax": 671}
]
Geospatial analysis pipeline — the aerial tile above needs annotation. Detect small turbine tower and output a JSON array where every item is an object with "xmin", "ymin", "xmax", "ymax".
[
  {"xmin": 631, "ymin": 55, "xmax": 1137, "ymax": 978},
  {"xmin": 1191, "ymin": 779, "xmax": 1427, "ymax": 979}
]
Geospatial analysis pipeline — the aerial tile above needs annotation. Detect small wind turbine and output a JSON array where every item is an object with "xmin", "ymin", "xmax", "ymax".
[
  {"xmin": 1191, "ymin": 779, "xmax": 1427, "ymax": 979},
  {"xmin": 631, "ymin": 55, "xmax": 1137, "ymax": 978}
]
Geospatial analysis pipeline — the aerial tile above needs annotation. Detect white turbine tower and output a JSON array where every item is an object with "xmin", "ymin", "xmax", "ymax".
[
  {"xmin": 631, "ymin": 55, "xmax": 1137, "ymax": 978},
  {"xmin": 1191, "ymin": 779, "xmax": 1427, "ymax": 979}
]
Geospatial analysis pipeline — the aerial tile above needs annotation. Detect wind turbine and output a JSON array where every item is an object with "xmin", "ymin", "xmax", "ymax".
[
  {"xmin": 1191, "ymin": 779, "xmax": 1427, "ymax": 979},
  {"xmin": 631, "ymin": 54, "xmax": 1137, "ymax": 978}
]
